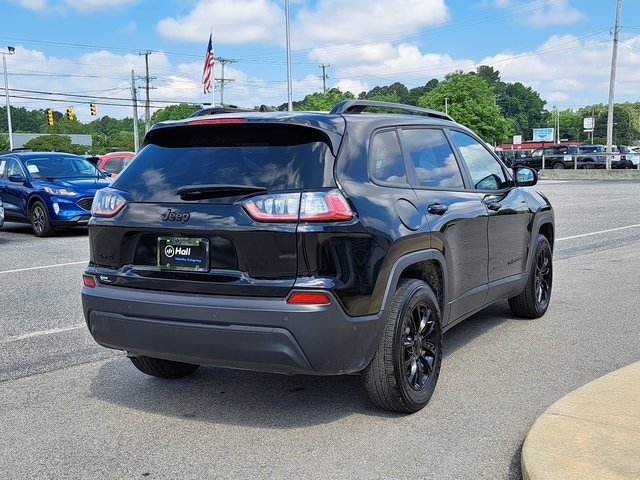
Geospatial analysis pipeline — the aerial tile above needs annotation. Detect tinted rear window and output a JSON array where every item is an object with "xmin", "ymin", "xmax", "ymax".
[{"xmin": 114, "ymin": 124, "xmax": 336, "ymax": 201}]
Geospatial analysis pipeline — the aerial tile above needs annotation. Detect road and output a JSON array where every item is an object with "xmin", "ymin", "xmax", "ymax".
[{"xmin": 1, "ymin": 180, "xmax": 639, "ymax": 480}]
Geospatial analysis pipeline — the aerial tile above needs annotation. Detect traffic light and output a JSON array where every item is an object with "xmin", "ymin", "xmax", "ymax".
[
  {"xmin": 46, "ymin": 108, "xmax": 54, "ymax": 126},
  {"xmin": 90, "ymin": 103, "xmax": 97, "ymax": 116},
  {"xmin": 66, "ymin": 106, "xmax": 75, "ymax": 121}
]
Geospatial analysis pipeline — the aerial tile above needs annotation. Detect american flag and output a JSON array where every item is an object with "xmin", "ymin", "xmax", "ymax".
[{"xmin": 202, "ymin": 34, "xmax": 214, "ymax": 94}]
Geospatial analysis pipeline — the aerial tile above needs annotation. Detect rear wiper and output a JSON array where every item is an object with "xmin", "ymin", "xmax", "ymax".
[{"xmin": 176, "ymin": 184, "xmax": 267, "ymax": 200}]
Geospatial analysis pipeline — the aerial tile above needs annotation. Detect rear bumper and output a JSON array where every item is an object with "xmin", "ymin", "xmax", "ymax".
[{"xmin": 81, "ymin": 281, "xmax": 383, "ymax": 376}]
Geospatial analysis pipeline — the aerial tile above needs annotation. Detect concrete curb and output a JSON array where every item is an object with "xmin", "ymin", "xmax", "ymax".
[
  {"xmin": 521, "ymin": 361, "xmax": 640, "ymax": 480},
  {"xmin": 538, "ymin": 169, "xmax": 640, "ymax": 181}
]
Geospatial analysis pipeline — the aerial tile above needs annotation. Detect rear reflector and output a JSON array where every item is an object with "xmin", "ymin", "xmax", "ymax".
[
  {"xmin": 83, "ymin": 274, "xmax": 96, "ymax": 288},
  {"xmin": 287, "ymin": 292, "xmax": 331, "ymax": 305}
]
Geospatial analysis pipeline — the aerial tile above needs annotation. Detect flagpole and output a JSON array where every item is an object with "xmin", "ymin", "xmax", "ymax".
[
  {"xmin": 210, "ymin": 28, "xmax": 215, "ymax": 107},
  {"xmin": 285, "ymin": 0, "xmax": 292, "ymax": 111}
]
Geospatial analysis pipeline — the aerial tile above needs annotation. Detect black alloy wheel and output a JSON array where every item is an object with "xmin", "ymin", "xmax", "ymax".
[
  {"xmin": 533, "ymin": 241, "xmax": 552, "ymax": 308},
  {"xmin": 30, "ymin": 201, "xmax": 55, "ymax": 237},
  {"xmin": 509, "ymin": 234, "xmax": 553, "ymax": 318},
  {"xmin": 364, "ymin": 279, "xmax": 442, "ymax": 413},
  {"xmin": 402, "ymin": 301, "xmax": 438, "ymax": 391}
]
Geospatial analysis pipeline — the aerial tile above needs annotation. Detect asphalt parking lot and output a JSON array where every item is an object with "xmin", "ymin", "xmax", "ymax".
[{"xmin": 1, "ymin": 180, "xmax": 639, "ymax": 479}]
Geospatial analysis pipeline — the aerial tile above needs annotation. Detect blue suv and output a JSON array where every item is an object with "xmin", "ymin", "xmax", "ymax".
[{"xmin": 0, "ymin": 151, "xmax": 111, "ymax": 236}]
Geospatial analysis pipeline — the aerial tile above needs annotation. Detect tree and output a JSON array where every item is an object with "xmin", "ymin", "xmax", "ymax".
[
  {"xmin": 23, "ymin": 134, "xmax": 86, "ymax": 154},
  {"xmin": 359, "ymin": 82, "xmax": 408, "ymax": 103},
  {"xmin": 419, "ymin": 71, "xmax": 511, "ymax": 144},
  {"xmin": 151, "ymin": 103, "xmax": 200, "ymax": 123},
  {"xmin": 289, "ymin": 88, "xmax": 355, "ymax": 111},
  {"xmin": 500, "ymin": 82, "xmax": 547, "ymax": 140},
  {"xmin": 476, "ymin": 65, "xmax": 501, "ymax": 88}
]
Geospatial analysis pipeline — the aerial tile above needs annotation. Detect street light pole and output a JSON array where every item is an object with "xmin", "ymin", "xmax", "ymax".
[
  {"xmin": 1, "ymin": 46, "xmax": 15, "ymax": 151},
  {"xmin": 285, "ymin": 0, "xmax": 293, "ymax": 112}
]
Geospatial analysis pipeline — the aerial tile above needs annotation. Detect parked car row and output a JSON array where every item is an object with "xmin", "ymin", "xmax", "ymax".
[{"xmin": 503, "ymin": 143, "xmax": 639, "ymax": 170}]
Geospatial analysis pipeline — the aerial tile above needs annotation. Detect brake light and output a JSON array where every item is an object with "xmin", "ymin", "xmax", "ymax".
[
  {"xmin": 287, "ymin": 291, "xmax": 331, "ymax": 305},
  {"xmin": 243, "ymin": 190, "xmax": 353, "ymax": 222},
  {"xmin": 91, "ymin": 189, "xmax": 127, "ymax": 217},
  {"xmin": 187, "ymin": 118, "xmax": 248, "ymax": 125}
]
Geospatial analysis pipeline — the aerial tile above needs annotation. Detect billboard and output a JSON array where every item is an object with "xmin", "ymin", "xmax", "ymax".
[{"xmin": 532, "ymin": 128, "xmax": 555, "ymax": 142}]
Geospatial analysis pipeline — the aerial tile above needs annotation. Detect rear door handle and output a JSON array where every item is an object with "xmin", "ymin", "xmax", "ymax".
[{"xmin": 427, "ymin": 203, "xmax": 448, "ymax": 215}]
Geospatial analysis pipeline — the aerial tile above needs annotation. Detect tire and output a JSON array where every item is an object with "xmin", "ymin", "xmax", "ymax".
[
  {"xmin": 508, "ymin": 234, "xmax": 552, "ymax": 318},
  {"xmin": 129, "ymin": 356, "xmax": 199, "ymax": 379},
  {"xmin": 582, "ymin": 161, "xmax": 594, "ymax": 169},
  {"xmin": 364, "ymin": 279, "xmax": 442, "ymax": 413},
  {"xmin": 30, "ymin": 200, "xmax": 56, "ymax": 237},
  {"xmin": 552, "ymin": 162, "xmax": 565, "ymax": 170}
]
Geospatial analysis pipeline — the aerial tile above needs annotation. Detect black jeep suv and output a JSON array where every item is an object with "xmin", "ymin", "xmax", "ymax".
[{"xmin": 82, "ymin": 100, "xmax": 554, "ymax": 413}]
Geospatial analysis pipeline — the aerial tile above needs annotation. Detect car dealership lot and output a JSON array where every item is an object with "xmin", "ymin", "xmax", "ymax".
[{"xmin": 1, "ymin": 180, "xmax": 640, "ymax": 479}]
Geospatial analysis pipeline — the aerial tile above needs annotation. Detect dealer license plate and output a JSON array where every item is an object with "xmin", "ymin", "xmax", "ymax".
[{"xmin": 157, "ymin": 237, "xmax": 209, "ymax": 272}]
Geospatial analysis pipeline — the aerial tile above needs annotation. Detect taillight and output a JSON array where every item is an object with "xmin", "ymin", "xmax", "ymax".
[
  {"xmin": 83, "ymin": 274, "xmax": 96, "ymax": 288},
  {"xmin": 91, "ymin": 189, "xmax": 127, "ymax": 217},
  {"xmin": 244, "ymin": 190, "xmax": 353, "ymax": 222}
]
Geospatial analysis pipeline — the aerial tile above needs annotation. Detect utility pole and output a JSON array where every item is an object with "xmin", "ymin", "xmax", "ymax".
[
  {"xmin": 1, "ymin": 46, "xmax": 15, "ymax": 151},
  {"xmin": 214, "ymin": 57, "xmax": 237, "ymax": 107},
  {"xmin": 131, "ymin": 70, "xmax": 140, "ymax": 152},
  {"xmin": 606, "ymin": 0, "xmax": 622, "ymax": 169},
  {"xmin": 318, "ymin": 64, "xmax": 330, "ymax": 93},
  {"xmin": 139, "ymin": 51, "xmax": 155, "ymax": 133}
]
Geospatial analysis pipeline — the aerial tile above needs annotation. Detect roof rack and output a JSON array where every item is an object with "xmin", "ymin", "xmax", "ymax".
[{"xmin": 329, "ymin": 100, "xmax": 453, "ymax": 121}]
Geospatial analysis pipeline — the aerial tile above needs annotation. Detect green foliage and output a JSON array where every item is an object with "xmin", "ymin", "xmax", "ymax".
[
  {"xmin": 290, "ymin": 89, "xmax": 355, "ymax": 111},
  {"xmin": 499, "ymin": 82, "xmax": 546, "ymax": 141},
  {"xmin": 0, "ymin": 133, "xmax": 9, "ymax": 150},
  {"xmin": 23, "ymin": 134, "xmax": 87, "ymax": 154},
  {"xmin": 151, "ymin": 103, "xmax": 201, "ymax": 123},
  {"xmin": 419, "ymin": 71, "xmax": 512, "ymax": 144}
]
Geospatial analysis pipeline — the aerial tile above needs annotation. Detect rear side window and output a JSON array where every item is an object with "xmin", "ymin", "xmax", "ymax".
[
  {"xmin": 370, "ymin": 130, "xmax": 407, "ymax": 184},
  {"xmin": 114, "ymin": 124, "xmax": 336, "ymax": 201},
  {"xmin": 400, "ymin": 128, "xmax": 464, "ymax": 189}
]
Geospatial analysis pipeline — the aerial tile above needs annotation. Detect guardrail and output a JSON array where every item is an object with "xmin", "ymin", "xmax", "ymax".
[{"xmin": 538, "ymin": 152, "xmax": 640, "ymax": 170}]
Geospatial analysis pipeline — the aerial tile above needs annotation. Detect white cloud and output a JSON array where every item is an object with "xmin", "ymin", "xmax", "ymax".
[
  {"xmin": 524, "ymin": 0, "xmax": 585, "ymax": 27},
  {"xmin": 9, "ymin": 0, "xmax": 48, "ymax": 11},
  {"xmin": 10, "ymin": 0, "xmax": 139, "ymax": 13},
  {"xmin": 294, "ymin": 0, "xmax": 449, "ymax": 47},
  {"xmin": 156, "ymin": 0, "xmax": 284, "ymax": 44}
]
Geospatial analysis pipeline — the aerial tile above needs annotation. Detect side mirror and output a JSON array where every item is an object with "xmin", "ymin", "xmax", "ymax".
[
  {"xmin": 513, "ymin": 166, "xmax": 537, "ymax": 187},
  {"xmin": 8, "ymin": 173, "xmax": 25, "ymax": 183}
]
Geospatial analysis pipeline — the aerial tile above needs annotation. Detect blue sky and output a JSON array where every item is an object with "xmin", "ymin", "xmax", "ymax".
[{"xmin": 1, "ymin": 0, "xmax": 639, "ymax": 121}]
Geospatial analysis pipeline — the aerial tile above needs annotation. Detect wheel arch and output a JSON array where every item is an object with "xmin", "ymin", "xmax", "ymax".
[
  {"xmin": 379, "ymin": 250, "xmax": 449, "ymax": 324},
  {"xmin": 27, "ymin": 193, "xmax": 48, "ymax": 214}
]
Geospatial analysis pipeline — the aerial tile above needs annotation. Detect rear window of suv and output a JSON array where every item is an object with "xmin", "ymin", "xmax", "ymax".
[{"xmin": 113, "ymin": 124, "xmax": 337, "ymax": 202}]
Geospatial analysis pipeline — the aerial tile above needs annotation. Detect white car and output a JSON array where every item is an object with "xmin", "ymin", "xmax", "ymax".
[{"xmin": 618, "ymin": 145, "xmax": 639, "ymax": 168}]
